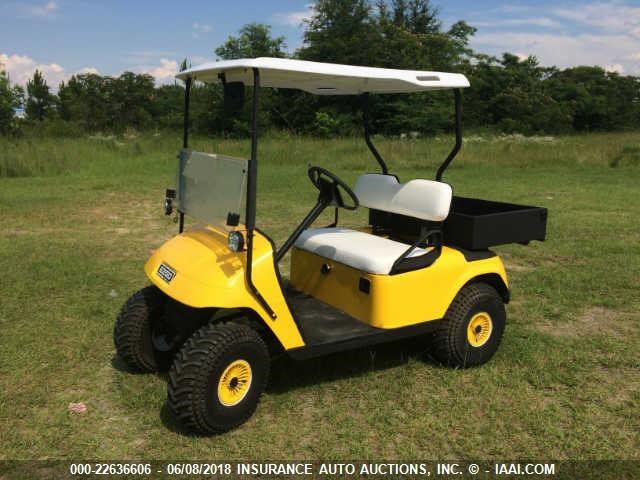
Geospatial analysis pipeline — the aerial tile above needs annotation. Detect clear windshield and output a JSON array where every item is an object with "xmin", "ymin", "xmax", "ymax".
[{"xmin": 176, "ymin": 149, "xmax": 248, "ymax": 230}]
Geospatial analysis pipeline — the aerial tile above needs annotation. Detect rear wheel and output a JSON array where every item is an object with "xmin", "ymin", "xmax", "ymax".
[
  {"xmin": 429, "ymin": 283, "xmax": 506, "ymax": 368},
  {"xmin": 113, "ymin": 286, "xmax": 176, "ymax": 372},
  {"xmin": 167, "ymin": 322, "xmax": 269, "ymax": 434}
]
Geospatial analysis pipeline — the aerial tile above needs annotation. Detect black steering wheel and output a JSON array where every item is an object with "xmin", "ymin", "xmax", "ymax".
[{"xmin": 307, "ymin": 166, "xmax": 359, "ymax": 211}]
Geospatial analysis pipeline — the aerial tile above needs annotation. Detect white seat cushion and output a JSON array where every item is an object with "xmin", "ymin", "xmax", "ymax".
[
  {"xmin": 294, "ymin": 228, "xmax": 429, "ymax": 275},
  {"xmin": 353, "ymin": 174, "xmax": 452, "ymax": 222}
]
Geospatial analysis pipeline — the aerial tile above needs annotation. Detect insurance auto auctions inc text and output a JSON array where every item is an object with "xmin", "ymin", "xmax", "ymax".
[
  {"xmin": 237, "ymin": 463, "xmax": 428, "ymax": 476},
  {"xmin": 236, "ymin": 462, "xmax": 556, "ymax": 476}
]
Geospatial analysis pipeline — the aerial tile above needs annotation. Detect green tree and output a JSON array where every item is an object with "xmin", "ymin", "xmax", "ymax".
[
  {"xmin": 209, "ymin": 24, "xmax": 290, "ymax": 135},
  {"xmin": 546, "ymin": 66, "xmax": 640, "ymax": 131},
  {"xmin": 375, "ymin": 1, "xmax": 475, "ymax": 70},
  {"xmin": 462, "ymin": 53, "xmax": 572, "ymax": 133},
  {"xmin": 215, "ymin": 23, "xmax": 287, "ymax": 59},
  {"xmin": 290, "ymin": 0, "xmax": 382, "ymax": 135},
  {"xmin": 58, "ymin": 73, "xmax": 110, "ymax": 130},
  {"xmin": 0, "ymin": 69, "xmax": 24, "ymax": 134},
  {"xmin": 299, "ymin": 0, "xmax": 380, "ymax": 65},
  {"xmin": 154, "ymin": 84, "xmax": 185, "ymax": 130},
  {"xmin": 26, "ymin": 70, "xmax": 54, "ymax": 121},
  {"xmin": 387, "ymin": 0, "xmax": 441, "ymax": 34},
  {"xmin": 58, "ymin": 71, "xmax": 158, "ymax": 132},
  {"xmin": 112, "ymin": 72, "xmax": 156, "ymax": 130},
  {"xmin": 293, "ymin": 0, "xmax": 479, "ymax": 136},
  {"xmin": 446, "ymin": 20, "xmax": 477, "ymax": 65}
]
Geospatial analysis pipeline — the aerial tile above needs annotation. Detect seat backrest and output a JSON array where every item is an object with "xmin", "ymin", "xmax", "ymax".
[{"xmin": 353, "ymin": 173, "xmax": 452, "ymax": 222}]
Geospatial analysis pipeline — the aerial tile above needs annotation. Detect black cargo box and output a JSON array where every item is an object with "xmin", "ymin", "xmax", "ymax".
[{"xmin": 443, "ymin": 196, "xmax": 547, "ymax": 250}]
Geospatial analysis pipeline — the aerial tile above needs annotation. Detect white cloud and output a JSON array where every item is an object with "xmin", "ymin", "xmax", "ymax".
[
  {"xmin": 472, "ymin": 31, "xmax": 640, "ymax": 74},
  {"xmin": 23, "ymin": 1, "xmax": 59, "ymax": 17},
  {"xmin": 76, "ymin": 66, "xmax": 100, "ymax": 75},
  {"xmin": 1, "ymin": 53, "xmax": 64, "ymax": 87},
  {"xmin": 273, "ymin": 4, "xmax": 314, "ymax": 27},
  {"xmin": 468, "ymin": 1, "xmax": 640, "ymax": 75},
  {"xmin": 141, "ymin": 58, "xmax": 178, "ymax": 84},
  {"xmin": 192, "ymin": 22, "xmax": 212, "ymax": 38},
  {"xmin": 497, "ymin": 5, "xmax": 537, "ymax": 14},
  {"xmin": 605, "ymin": 63, "xmax": 624, "ymax": 73},
  {"xmin": 473, "ymin": 17, "xmax": 561, "ymax": 29},
  {"xmin": 125, "ymin": 50, "xmax": 177, "ymax": 65},
  {"xmin": 0, "ymin": 52, "xmax": 101, "ymax": 91},
  {"xmin": 552, "ymin": 1, "xmax": 640, "ymax": 38},
  {"xmin": 190, "ymin": 56, "xmax": 210, "ymax": 65},
  {"xmin": 1, "ymin": 52, "xmax": 179, "ymax": 90}
]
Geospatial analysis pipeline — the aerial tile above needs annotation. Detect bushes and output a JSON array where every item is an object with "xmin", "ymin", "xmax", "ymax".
[
  {"xmin": 313, "ymin": 111, "xmax": 346, "ymax": 137},
  {"xmin": 0, "ymin": 70, "xmax": 23, "ymax": 135}
]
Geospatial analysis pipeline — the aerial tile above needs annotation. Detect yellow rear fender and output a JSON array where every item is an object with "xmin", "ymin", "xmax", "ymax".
[
  {"xmin": 369, "ymin": 248, "xmax": 509, "ymax": 326},
  {"xmin": 461, "ymin": 271, "xmax": 510, "ymax": 304},
  {"xmin": 144, "ymin": 227, "xmax": 305, "ymax": 350},
  {"xmin": 435, "ymin": 249, "xmax": 510, "ymax": 315}
]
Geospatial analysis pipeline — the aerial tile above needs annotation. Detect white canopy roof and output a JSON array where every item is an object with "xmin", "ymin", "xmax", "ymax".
[{"xmin": 176, "ymin": 57, "xmax": 469, "ymax": 95}]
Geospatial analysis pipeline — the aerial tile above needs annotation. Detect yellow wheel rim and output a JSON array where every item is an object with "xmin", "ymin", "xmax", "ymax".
[
  {"xmin": 217, "ymin": 359, "xmax": 252, "ymax": 407},
  {"xmin": 467, "ymin": 312, "xmax": 493, "ymax": 347}
]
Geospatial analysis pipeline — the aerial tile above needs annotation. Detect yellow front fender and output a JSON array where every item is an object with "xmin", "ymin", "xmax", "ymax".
[{"xmin": 144, "ymin": 227, "xmax": 304, "ymax": 350}]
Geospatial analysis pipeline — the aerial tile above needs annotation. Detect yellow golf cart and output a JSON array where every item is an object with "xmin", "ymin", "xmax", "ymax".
[{"xmin": 114, "ymin": 58, "xmax": 547, "ymax": 434}]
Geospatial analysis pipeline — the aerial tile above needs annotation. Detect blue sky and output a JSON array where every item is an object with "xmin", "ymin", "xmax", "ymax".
[{"xmin": 1, "ymin": 0, "xmax": 639, "ymax": 88}]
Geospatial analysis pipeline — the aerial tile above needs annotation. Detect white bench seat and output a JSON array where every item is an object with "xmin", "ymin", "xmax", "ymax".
[
  {"xmin": 294, "ymin": 174, "xmax": 452, "ymax": 275},
  {"xmin": 294, "ymin": 228, "xmax": 430, "ymax": 274},
  {"xmin": 353, "ymin": 174, "xmax": 452, "ymax": 222}
]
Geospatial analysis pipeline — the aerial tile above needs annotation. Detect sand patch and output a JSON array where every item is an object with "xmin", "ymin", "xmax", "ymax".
[{"xmin": 536, "ymin": 307, "xmax": 635, "ymax": 339}]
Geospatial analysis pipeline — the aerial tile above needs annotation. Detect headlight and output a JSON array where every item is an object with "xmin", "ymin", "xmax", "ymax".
[{"xmin": 228, "ymin": 231, "xmax": 245, "ymax": 252}]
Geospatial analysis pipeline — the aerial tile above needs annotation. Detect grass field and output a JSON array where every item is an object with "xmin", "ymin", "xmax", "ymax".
[{"xmin": 0, "ymin": 131, "xmax": 639, "ymax": 461}]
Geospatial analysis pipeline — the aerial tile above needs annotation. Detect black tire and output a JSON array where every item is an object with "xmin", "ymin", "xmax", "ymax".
[
  {"xmin": 167, "ymin": 322, "xmax": 270, "ymax": 435},
  {"xmin": 113, "ymin": 286, "xmax": 173, "ymax": 372},
  {"xmin": 430, "ymin": 283, "xmax": 506, "ymax": 368}
]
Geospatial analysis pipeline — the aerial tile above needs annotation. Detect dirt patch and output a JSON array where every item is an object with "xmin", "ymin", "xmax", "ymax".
[
  {"xmin": 536, "ymin": 307, "xmax": 635, "ymax": 339},
  {"xmin": 500, "ymin": 253, "xmax": 533, "ymax": 273},
  {"xmin": 588, "ymin": 366, "xmax": 638, "ymax": 408},
  {"xmin": 504, "ymin": 260, "xmax": 532, "ymax": 273},
  {"xmin": 6, "ymin": 229, "xmax": 31, "ymax": 236},
  {"xmin": 503, "ymin": 252, "xmax": 585, "ymax": 273}
]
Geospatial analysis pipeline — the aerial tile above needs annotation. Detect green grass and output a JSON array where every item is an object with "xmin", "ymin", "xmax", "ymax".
[{"xmin": 0, "ymin": 131, "xmax": 639, "ymax": 460}]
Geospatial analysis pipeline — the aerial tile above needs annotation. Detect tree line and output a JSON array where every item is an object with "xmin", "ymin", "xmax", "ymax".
[{"xmin": 1, "ymin": 0, "xmax": 639, "ymax": 136}]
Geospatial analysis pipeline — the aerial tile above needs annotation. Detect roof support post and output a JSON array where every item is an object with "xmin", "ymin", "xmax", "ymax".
[
  {"xmin": 182, "ymin": 77, "xmax": 192, "ymax": 149},
  {"xmin": 246, "ymin": 70, "xmax": 259, "ymax": 235},
  {"xmin": 436, "ymin": 89, "xmax": 462, "ymax": 182},
  {"xmin": 179, "ymin": 77, "xmax": 192, "ymax": 233},
  {"xmin": 362, "ymin": 93, "xmax": 389, "ymax": 175},
  {"xmin": 245, "ymin": 68, "xmax": 276, "ymax": 319}
]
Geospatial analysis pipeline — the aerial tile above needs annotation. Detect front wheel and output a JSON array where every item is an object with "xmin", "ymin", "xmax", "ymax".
[
  {"xmin": 167, "ymin": 322, "xmax": 270, "ymax": 434},
  {"xmin": 113, "ymin": 286, "xmax": 175, "ymax": 372},
  {"xmin": 429, "ymin": 283, "xmax": 506, "ymax": 368}
]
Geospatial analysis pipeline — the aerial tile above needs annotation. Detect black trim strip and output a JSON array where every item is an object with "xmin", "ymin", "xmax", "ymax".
[
  {"xmin": 287, "ymin": 318, "xmax": 442, "ymax": 360},
  {"xmin": 390, "ymin": 248, "xmax": 441, "ymax": 274},
  {"xmin": 390, "ymin": 229, "xmax": 442, "ymax": 274},
  {"xmin": 451, "ymin": 247, "xmax": 497, "ymax": 262}
]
